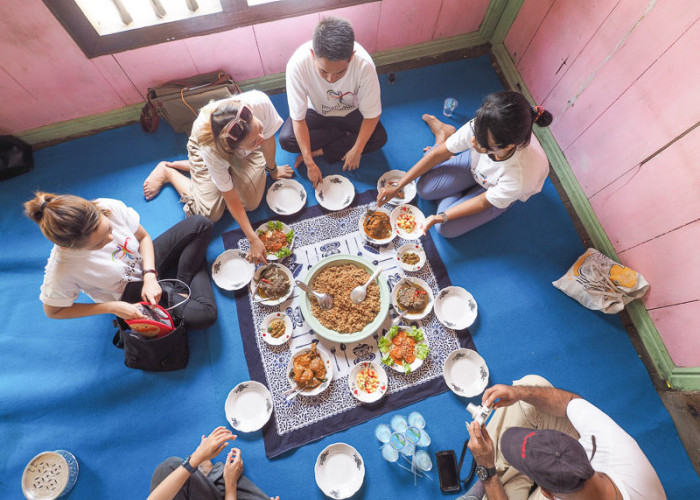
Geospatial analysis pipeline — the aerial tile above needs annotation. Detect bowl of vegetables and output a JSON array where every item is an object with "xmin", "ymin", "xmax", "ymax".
[
  {"xmin": 255, "ymin": 220, "xmax": 294, "ymax": 260},
  {"xmin": 378, "ymin": 325, "xmax": 430, "ymax": 374}
]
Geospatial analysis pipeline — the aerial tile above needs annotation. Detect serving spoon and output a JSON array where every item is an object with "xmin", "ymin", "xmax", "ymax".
[
  {"xmin": 350, "ymin": 266, "xmax": 383, "ymax": 304},
  {"xmin": 295, "ymin": 280, "xmax": 334, "ymax": 310}
]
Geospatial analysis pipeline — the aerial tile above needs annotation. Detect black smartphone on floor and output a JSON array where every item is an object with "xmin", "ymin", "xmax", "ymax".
[{"xmin": 436, "ymin": 449, "xmax": 461, "ymax": 492}]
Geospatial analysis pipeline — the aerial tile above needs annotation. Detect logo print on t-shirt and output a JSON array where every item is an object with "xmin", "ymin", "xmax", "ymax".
[
  {"xmin": 112, "ymin": 237, "xmax": 135, "ymax": 262},
  {"xmin": 322, "ymin": 90, "xmax": 357, "ymax": 114}
]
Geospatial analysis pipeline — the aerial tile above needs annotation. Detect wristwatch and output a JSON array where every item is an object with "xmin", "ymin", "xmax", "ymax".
[
  {"xmin": 181, "ymin": 455, "xmax": 196, "ymax": 474},
  {"xmin": 476, "ymin": 465, "xmax": 497, "ymax": 481},
  {"xmin": 437, "ymin": 211, "xmax": 449, "ymax": 224}
]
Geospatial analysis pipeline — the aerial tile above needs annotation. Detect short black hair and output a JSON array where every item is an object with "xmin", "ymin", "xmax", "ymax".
[
  {"xmin": 313, "ymin": 17, "xmax": 355, "ymax": 61},
  {"xmin": 474, "ymin": 91, "xmax": 553, "ymax": 148}
]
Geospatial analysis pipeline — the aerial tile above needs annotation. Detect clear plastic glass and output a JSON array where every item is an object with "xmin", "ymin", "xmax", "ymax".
[
  {"xmin": 381, "ymin": 443, "xmax": 399, "ymax": 462},
  {"xmin": 413, "ymin": 450, "xmax": 433, "ymax": 471},
  {"xmin": 390, "ymin": 431, "xmax": 406, "ymax": 451},
  {"xmin": 374, "ymin": 423, "xmax": 392, "ymax": 443},
  {"xmin": 443, "ymin": 97, "xmax": 458, "ymax": 117},
  {"xmin": 405, "ymin": 426, "xmax": 421, "ymax": 445},
  {"xmin": 417, "ymin": 428, "xmax": 431, "ymax": 447},
  {"xmin": 390, "ymin": 414, "xmax": 408, "ymax": 432}
]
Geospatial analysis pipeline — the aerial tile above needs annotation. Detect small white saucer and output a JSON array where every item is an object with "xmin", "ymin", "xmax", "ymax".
[
  {"xmin": 314, "ymin": 443, "xmax": 365, "ymax": 499},
  {"xmin": 260, "ymin": 312, "xmax": 292, "ymax": 346},
  {"xmin": 443, "ymin": 348, "xmax": 489, "ymax": 398},
  {"xmin": 390, "ymin": 204, "xmax": 425, "ymax": 240},
  {"xmin": 315, "ymin": 175, "xmax": 355, "ymax": 211},
  {"xmin": 396, "ymin": 243, "xmax": 427, "ymax": 272},
  {"xmin": 434, "ymin": 286, "xmax": 478, "ymax": 329},
  {"xmin": 224, "ymin": 381, "xmax": 273, "ymax": 432},
  {"xmin": 212, "ymin": 249, "xmax": 255, "ymax": 290},
  {"xmin": 348, "ymin": 361, "xmax": 387, "ymax": 403}
]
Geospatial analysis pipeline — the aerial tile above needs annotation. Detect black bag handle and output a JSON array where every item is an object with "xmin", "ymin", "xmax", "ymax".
[{"xmin": 457, "ymin": 436, "xmax": 478, "ymax": 489}]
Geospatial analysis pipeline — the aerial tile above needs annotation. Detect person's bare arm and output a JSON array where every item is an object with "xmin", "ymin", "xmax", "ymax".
[
  {"xmin": 291, "ymin": 119, "xmax": 322, "ymax": 187},
  {"xmin": 134, "ymin": 225, "xmax": 161, "ymax": 305},
  {"xmin": 43, "ymin": 301, "xmax": 146, "ymax": 321},
  {"xmin": 467, "ymin": 421, "xmax": 509, "ymax": 500},
  {"xmin": 483, "ymin": 384, "xmax": 580, "ymax": 418},
  {"xmin": 220, "ymin": 189, "xmax": 267, "ymax": 265},
  {"xmin": 342, "ymin": 116, "xmax": 380, "ymax": 171},
  {"xmin": 259, "ymin": 137, "xmax": 292, "ymax": 180}
]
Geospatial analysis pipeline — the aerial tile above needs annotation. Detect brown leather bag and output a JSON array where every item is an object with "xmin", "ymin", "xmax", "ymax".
[{"xmin": 141, "ymin": 71, "xmax": 240, "ymax": 134}]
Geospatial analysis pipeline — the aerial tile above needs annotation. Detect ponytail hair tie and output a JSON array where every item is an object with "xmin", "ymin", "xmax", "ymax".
[
  {"xmin": 533, "ymin": 105, "xmax": 545, "ymax": 121},
  {"xmin": 40, "ymin": 200, "xmax": 49, "ymax": 213}
]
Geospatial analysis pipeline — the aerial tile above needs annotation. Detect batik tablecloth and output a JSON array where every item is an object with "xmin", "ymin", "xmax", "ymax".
[{"xmin": 222, "ymin": 190, "xmax": 475, "ymax": 458}]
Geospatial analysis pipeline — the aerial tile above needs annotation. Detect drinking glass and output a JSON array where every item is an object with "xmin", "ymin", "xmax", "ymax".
[
  {"xmin": 408, "ymin": 411, "xmax": 426, "ymax": 429},
  {"xmin": 417, "ymin": 428, "xmax": 431, "ymax": 447},
  {"xmin": 381, "ymin": 443, "xmax": 399, "ymax": 462},
  {"xmin": 413, "ymin": 450, "xmax": 433, "ymax": 472},
  {"xmin": 374, "ymin": 423, "xmax": 392, "ymax": 443},
  {"xmin": 443, "ymin": 97, "xmax": 458, "ymax": 117},
  {"xmin": 390, "ymin": 414, "xmax": 408, "ymax": 432},
  {"xmin": 405, "ymin": 426, "xmax": 421, "ymax": 445},
  {"xmin": 401, "ymin": 441, "xmax": 416, "ymax": 457},
  {"xmin": 389, "ymin": 431, "xmax": 406, "ymax": 451}
]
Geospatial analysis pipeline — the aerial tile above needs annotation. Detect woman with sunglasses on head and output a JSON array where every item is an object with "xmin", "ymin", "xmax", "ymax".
[
  {"xmin": 143, "ymin": 90, "xmax": 293, "ymax": 264},
  {"xmin": 25, "ymin": 193, "xmax": 217, "ymax": 330},
  {"xmin": 377, "ymin": 91, "xmax": 553, "ymax": 238}
]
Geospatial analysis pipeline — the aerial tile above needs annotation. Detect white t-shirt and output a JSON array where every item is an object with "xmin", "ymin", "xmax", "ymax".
[
  {"xmin": 285, "ymin": 40, "xmax": 382, "ymax": 120},
  {"xmin": 567, "ymin": 399, "xmax": 667, "ymax": 500},
  {"xmin": 40, "ymin": 199, "xmax": 144, "ymax": 306},
  {"xmin": 445, "ymin": 120, "xmax": 549, "ymax": 209},
  {"xmin": 191, "ymin": 90, "xmax": 283, "ymax": 192}
]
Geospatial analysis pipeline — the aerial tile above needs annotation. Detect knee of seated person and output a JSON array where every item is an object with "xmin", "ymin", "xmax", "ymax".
[
  {"xmin": 434, "ymin": 222, "xmax": 461, "ymax": 239},
  {"xmin": 155, "ymin": 457, "xmax": 182, "ymax": 475},
  {"xmin": 415, "ymin": 177, "xmax": 430, "ymax": 199},
  {"xmin": 513, "ymin": 374, "xmax": 552, "ymax": 388},
  {"xmin": 190, "ymin": 214, "xmax": 213, "ymax": 233},
  {"xmin": 187, "ymin": 303, "xmax": 217, "ymax": 330}
]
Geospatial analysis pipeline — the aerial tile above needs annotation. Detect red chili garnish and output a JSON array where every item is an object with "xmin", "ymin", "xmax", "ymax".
[
  {"xmin": 415, "ymin": 290, "xmax": 427, "ymax": 296},
  {"xmin": 261, "ymin": 278, "xmax": 272, "ymax": 284}
]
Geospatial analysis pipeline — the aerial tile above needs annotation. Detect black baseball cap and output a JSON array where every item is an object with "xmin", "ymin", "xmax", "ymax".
[{"xmin": 501, "ymin": 427, "xmax": 594, "ymax": 493}]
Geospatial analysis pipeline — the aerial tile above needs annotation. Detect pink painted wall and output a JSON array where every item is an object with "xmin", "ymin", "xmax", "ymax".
[
  {"xmin": 0, "ymin": 0, "xmax": 489, "ymax": 134},
  {"xmin": 506, "ymin": 0, "xmax": 700, "ymax": 367}
]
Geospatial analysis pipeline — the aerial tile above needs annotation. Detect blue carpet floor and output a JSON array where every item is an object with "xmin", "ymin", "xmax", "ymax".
[{"xmin": 0, "ymin": 57, "xmax": 695, "ymax": 499}]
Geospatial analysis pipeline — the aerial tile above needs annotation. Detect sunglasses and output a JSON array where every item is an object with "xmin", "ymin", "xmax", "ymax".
[{"xmin": 220, "ymin": 105, "xmax": 253, "ymax": 150}]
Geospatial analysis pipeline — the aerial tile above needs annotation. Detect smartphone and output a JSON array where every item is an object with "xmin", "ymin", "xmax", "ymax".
[{"xmin": 436, "ymin": 450, "xmax": 461, "ymax": 492}]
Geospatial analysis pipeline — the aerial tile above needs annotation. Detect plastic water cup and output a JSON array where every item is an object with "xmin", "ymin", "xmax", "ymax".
[
  {"xmin": 417, "ymin": 428, "xmax": 431, "ymax": 447},
  {"xmin": 443, "ymin": 97, "xmax": 458, "ymax": 117},
  {"xmin": 401, "ymin": 441, "xmax": 416, "ymax": 457},
  {"xmin": 391, "ymin": 414, "xmax": 408, "ymax": 432},
  {"xmin": 414, "ymin": 450, "xmax": 433, "ymax": 471},
  {"xmin": 374, "ymin": 423, "xmax": 392, "ymax": 443},
  {"xmin": 389, "ymin": 431, "xmax": 406, "ymax": 451},
  {"xmin": 408, "ymin": 411, "xmax": 426, "ymax": 429},
  {"xmin": 405, "ymin": 426, "xmax": 421, "ymax": 445},
  {"xmin": 381, "ymin": 443, "xmax": 399, "ymax": 462}
]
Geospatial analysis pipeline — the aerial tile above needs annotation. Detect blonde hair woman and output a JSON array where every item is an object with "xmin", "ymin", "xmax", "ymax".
[{"xmin": 143, "ymin": 90, "xmax": 293, "ymax": 265}]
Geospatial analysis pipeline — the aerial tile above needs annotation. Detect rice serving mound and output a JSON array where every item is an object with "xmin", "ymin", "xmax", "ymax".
[{"xmin": 310, "ymin": 264, "xmax": 381, "ymax": 333}]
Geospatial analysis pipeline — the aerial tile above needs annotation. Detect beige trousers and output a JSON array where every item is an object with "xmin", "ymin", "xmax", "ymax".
[
  {"xmin": 182, "ymin": 137, "xmax": 266, "ymax": 222},
  {"xmin": 483, "ymin": 375, "xmax": 579, "ymax": 500}
]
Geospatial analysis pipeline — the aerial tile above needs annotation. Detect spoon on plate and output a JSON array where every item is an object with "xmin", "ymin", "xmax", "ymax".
[
  {"xmin": 284, "ymin": 382, "xmax": 309, "ymax": 402},
  {"xmin": 350, "ymin": 266, "xmax": 383, "ymax": 304},
  {"xmin": 295, "ymin": 280, "xmax": 334, "ymax": 310}
]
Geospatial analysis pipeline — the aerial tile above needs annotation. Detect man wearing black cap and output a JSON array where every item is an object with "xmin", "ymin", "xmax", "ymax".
[{"xmin": 461, "ymin": 375, "xmax": 666, "ymax": 500}]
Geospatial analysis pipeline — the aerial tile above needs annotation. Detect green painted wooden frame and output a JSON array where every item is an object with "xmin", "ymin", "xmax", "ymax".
[{"xmin": 17, "ymin": 0, "xmax": 698, "ymax": 389}]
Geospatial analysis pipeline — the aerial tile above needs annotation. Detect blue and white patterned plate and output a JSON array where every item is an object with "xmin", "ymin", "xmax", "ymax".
[
  {"xmin": 287, "ymin": 345, "xmax": 334, "ymax": 397},
  {"xmin": 442, "ymin": 348, "xmax": 489, "ymax": 398},
  {"xmin": 391, "ymin": 276, "xmax": 434, "ymax": 320},
  {"xmin": 434, "ymin": 286, "xmax": 478, "ymax": 330},
  {"xmin": 212, "ymin": 249, "xmax": 255, "ymax": 290},
  {"xmin": 314, "ymin": 443, "xmax": 365, "ymax": 499},
  {"xmin": 224, "ymin": 381, "xmax": 273, "ymax": 432},
  {"xmin": 315, "ymin": 175, "xmax": 355, "ymax": 211},
  {"xmin": 377, "ymin": 170, "xmax": 417, "ymax": 205},
  {"xmin": 265, "ymin": 178, "xmax": 307, "ymax": 216}
]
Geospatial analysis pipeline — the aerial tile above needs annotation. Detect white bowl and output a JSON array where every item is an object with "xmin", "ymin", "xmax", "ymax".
[
  {"xmin": 348, "ymin": 361, "xmax": 388, "ymax": 403},
  {"xmin": 212, "ymin": 249, "xmax": 255, "ymax": 291},
  {"xmin": 251, "ymin": 263, "xmax": 294, "ymax": 306},
  {"xmin": 379, "ymin": 325, "xmax": 429, "ymax": 374},
  {"xmin": 358, "ymin": 207, "xmax": 395, "ymax": 245},
  {"xmin": 434, "ymin": 286, "xmax": 478, "ymax": 330},
  {"xmin": 396, "ymin": 243, "xmax": 427, "ymax": 272},
  {"xmin": 286, "ymin": 345, "xmax": 334, "ymax": 397},
  {"xmin": 224, "ymin": 381, "xmax": 273, "ymax": 432},
  {"xmin": 442, "ymin": 349, "xmax": 489, "ymax": 397},
  {"xmin": 259, "ymin": 312, "xmax": 293, "ymax": 346},
  {"xmin": 377, "ymin": 170, "xmax": 417, "ymax": 205},
  {"xmin": 391, "ymin": 276, "xmax": 434, "ymax": 320},
  {"xmin": 314, "ymin": 443, "xmax": 365, "ymax": 499},
  {"xmin": 254, "ymin": 221, "xmax": 294, "ymax": 261},
  {"xmin": 315, "ymin": 174, "xmax": 355, "ymax": 211},
  {"xmin": 390, "ymin": 204, "xmax": 425, "ymax": 240},
  {"xmin": 265, "ymin": 178, "xmax": 307, "ymax": 216}
]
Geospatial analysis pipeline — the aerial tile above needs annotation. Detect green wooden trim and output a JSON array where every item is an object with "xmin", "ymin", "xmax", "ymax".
[
  {"xmin": 371, "ymin": 32, "xmax": 488, "ymax": 68},
  {"xmin": 490, "ymin": 0, "xmax": 525, "ymax": 44},
  {"xmin": 478, "ymin": 0, "xmax": 509, "ymax": 41},
  {"xmin": 490, "ymin": 42, "xmax": 700, "ymax": 390}
]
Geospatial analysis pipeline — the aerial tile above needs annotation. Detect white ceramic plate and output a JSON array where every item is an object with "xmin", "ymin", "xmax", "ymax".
[
  {"xmin": 391, "ymin": 276, "xmax": 434, "ymax": 320},
  {"xmin": 251, "ymin": 263, "xmax": 295, "ymax": 306},
  {"xmin": 380, "ymin": 325, "xmax": 429, "ymax": 374},
  {"xmin": 286, "ymin": 344, "xmax": 334, "ymax": 397},
  {"xmin": 260, "ymin": 312, "xmax": 293, "ymax": 346},
  {"xmin": 22, "ymin": 450, "xmax": 79, "ymax": 500},
  {"xmin": 442, "ymin": 348, "xmax": 489, "ymax": 398},
  {"xmin": 224, "ymin": 381, "xmax": 273, "ymax": 432},
  {"xmin": 377, "ymin": 170, "xmax": 417, "ymax": 205},
  {"xmin": 254, "ymin": 221, "xmax": 294, "ymax": 261},
  {"xmin": 390, "ymin": 204, "xmax": 425, "ymax": 240},
  {"xmin": 314, "ymin": 443, "xmax": 365, "ymax": 499},
  {"xmin": 212, "ymin": 249, "xmax": 255, "ymax": 291},
  {"xmin": 435, "ymin": 286, "xmax": 478, "ymax": 330},
  {"xmin": 396, "ymin": 243, "xmax": 427, "ymax": 272},
  {"xmin": 266, "ymin": 178, "xmax": 307, "ymax": 216},
  {"xmin": 315, "ymin": 175, "xmax": 355, "ymax": 211},
  {"xmin": 358, "ymin": 207, "xmax": 395, "ymax": 245},
  {"xmin": 348, "ymin": 361, "xmax": 388, "ymax": 403}
]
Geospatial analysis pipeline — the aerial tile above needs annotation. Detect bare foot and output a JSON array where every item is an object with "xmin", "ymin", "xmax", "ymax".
[
  {"xmin": 422, "ymin": 114, "xmax": 456, "ymax": 146},
  {"xmin": 293, "ymin": 149, "xmax": 324, "ymax": 169},
  {"xmin": 143, "ymin": 161, "xmax": 169, "ymax": 200}
]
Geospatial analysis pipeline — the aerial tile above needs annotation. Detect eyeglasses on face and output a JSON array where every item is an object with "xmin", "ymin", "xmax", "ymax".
[{"xmin": 221, "ymin": 105, "xmax": 253, "ymax": 150}]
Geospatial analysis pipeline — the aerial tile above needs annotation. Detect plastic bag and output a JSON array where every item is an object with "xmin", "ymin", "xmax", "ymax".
[{"xmin": 552, "ymin": 248, "xmax": 649, "ymax": 314}]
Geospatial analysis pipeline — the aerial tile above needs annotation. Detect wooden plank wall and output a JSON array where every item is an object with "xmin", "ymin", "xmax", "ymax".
[
  {"xmin": 0, "ymin": 0, "xmax": 489, "ymax": 135},
  {"xmin": 506, "ymin": 0, "xmax": 700, "ymax": 367}
]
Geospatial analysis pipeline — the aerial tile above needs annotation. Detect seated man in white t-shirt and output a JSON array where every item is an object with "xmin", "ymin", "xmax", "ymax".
[
  {"xmin": 279, "ymin": 16, "xmax": 387, "ymax": 188},
  {"xmin": 461, "ymin": 375, "xmax": 667, "ymax": 500}
]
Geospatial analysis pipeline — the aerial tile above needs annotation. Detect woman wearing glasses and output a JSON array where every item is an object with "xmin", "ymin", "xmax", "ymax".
[
  {"xmin": 377, "ymin": 91, "xmax": 552, "ymax": 238},
  {"xmin": 143, "ymin": 90, "xmax": 293, "ymax": 264}
]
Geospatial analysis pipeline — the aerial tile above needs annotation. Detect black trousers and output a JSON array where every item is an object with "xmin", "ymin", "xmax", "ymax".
[
  {"xmin": 279, "ymin": 108, "xmax": 387, "ymax": 163},
  {"xmin": 121, "ymin": 215, "xmax": 217, "ymax": 330}
]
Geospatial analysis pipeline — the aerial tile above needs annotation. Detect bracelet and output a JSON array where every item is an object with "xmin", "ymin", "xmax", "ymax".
[
  {"xmin": 265, "ymin": 164, "xmax": 278, "ymax": 173},
  {"xmin": 143, "ymin": 269, "xmax": 158, "ymax": 277},
  {"xmin": 438, "ymin": 212, "xmax": 449, "ymax": 224}
]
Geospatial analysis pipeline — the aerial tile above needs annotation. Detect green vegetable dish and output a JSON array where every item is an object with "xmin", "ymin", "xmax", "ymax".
[
  {"xmin": 257, "ymin": 221, "xmax": 294, "ymax": 259},
  {"xmin": 378, "ymin": 325, "xmax": 429, "ymax": 374}
]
